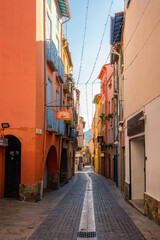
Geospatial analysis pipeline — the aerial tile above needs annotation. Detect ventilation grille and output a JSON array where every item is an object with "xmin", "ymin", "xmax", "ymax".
[{"xmin": 77, "ymin": 231, "xmax": 96, "ymax": 238}]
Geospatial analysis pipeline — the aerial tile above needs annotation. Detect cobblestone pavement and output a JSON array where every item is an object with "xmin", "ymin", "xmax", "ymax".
[
  {"xmin": 91, "ymin": 173, "xmax": 145, "ymax": 240},
  {"xmin": 28, "ymin": 173, "xmax": 87, "ymax": 240},
  {"xmin": 1, "ymin": 167, "xmax": 160, "ymax": 240},
  {"xmin": 28, "ymin": 169, "xmax": 146, "ymax": 240}
]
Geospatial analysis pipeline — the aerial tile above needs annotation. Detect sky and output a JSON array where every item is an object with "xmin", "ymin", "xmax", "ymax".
[{"xmin": 63, "ymin": 0, "xmax": 124, "ymax": 131}]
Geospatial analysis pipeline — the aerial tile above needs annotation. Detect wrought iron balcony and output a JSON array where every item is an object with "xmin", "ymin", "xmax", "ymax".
[
  {"xmin": 46, "ymin": 40, "xmax": 58, "ymax": 72},
  {"xmin": 47, "ymin": 108, "xmax": 64, "ymax": 135},
  {"xmin": 57, "ymin": 56, "xmax": 64, "ymax": 83}
]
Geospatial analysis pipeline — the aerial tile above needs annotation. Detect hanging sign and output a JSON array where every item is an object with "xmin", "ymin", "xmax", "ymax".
[
  {"xmin": 0, "ymin": 138, "xmax": 8, "ymax": 147},
  {"xmin": 56, "ymin": 109, "xmax": 71, "ymax": 120}
]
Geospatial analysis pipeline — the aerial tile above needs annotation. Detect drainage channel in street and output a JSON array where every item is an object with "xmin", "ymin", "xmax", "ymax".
[{"xmin": 77, "ymin": 173, "xmax": 97, "ymax": 240}]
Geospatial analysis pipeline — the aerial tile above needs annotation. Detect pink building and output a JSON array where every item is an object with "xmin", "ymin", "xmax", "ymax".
[{"xmin": 98, "ymin": 64, "xmax": 114, "ymax": 179}]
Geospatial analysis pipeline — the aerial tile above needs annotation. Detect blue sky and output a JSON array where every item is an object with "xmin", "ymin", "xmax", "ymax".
[{"xmin": 64, "ymin": 0, "xmax": 124, "ymax": 130}]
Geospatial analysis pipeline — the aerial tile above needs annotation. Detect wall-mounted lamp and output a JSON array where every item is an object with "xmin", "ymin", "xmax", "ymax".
[{"xmin": 1, "ymin": 123, "xmax": 10, "ymax": 128}]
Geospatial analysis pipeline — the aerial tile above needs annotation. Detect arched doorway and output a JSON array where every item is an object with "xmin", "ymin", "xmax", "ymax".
[
  {"xmin": 5, "ymin": 136, "xmax": 21, "ymax": 197},
  {"xmin": 43, "ymin": 145, "xmax": 59, "ymax": 189}
]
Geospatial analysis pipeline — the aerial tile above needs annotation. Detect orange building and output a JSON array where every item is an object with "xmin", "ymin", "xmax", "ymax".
[
  {"xmin": 98, "ymin": 64, "xmax": 114, "ymax": 179},
  {"xmin": 0, "ymin": 0, "xmax": 74, "ymax": 201}
]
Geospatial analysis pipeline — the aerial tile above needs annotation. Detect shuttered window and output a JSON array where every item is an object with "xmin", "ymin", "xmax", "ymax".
[
  {"xmin": 47, "ymin": 13, "xmax": 52, "ymax": 39},
  {"xmin": 56, "ymin": 89, "xmax": 60, "ymax": 109},
  {"xmin": 48, "ymin": 78, "xmax": 52, "ymax": 106},
  {"xmin": 56, "ymin": 7, "xmax": 59, "ymax": 31}
]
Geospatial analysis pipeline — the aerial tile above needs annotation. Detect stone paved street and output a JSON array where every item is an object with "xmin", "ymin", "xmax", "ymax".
[
  {"xmin": 91, "ymin": 173, "xmax": 144, "ymax": 240},
  {"xmin": 0, "ymin": 166, "xmax": 160, "ymax": 240}
]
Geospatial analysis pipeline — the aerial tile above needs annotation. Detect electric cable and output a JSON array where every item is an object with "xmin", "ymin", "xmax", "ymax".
[
  {"xmin": 85, "ymin": 0, "xmax": 114, "ymax": 85},
  {"xmin": 77, "ymin": 0, "xmax": 90, "ymax": 88},
  {"xmin": 125, "ymin": 18, "xmax": 160, "ymax": 72},
  {"xmin": 123, "ymin": 0, "xmax": 150, "ymax": 53}
]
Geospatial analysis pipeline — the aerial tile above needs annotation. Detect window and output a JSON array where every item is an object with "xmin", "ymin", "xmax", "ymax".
[
  {"xmin": 47, "ymin": 13, "xmax": 52, "ymax": 39},
  {"xmin": 56, "ymin": 36, "xmax": 59, "ymax": 56},
  {"xmin": 48, "ymin": 0, "xmax": 51, "ymax": 9},
  {"xmin": 56, "ymin": 89, "xmax": 59, "ymax": 109},
  {"xmin": 56, "ymin": 7, "xmax": 59, "ymax": 31},
  {"xmin": 48, "ymin": 77, "xmax": 52, "ymax": 106}
]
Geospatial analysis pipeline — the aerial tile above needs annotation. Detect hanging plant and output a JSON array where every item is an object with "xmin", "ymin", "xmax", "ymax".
[
  {"xmin": 108, "ymin": 113, "xmax": 113, "ymax": 119},
  {"xmin": 104, "ymin": 114, "xmax": 109, "ymax": 121}
]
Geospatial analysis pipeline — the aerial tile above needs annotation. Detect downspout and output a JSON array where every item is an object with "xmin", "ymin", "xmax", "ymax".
[
  {"xmin": 40, "ymin": 0, "xmax": 47, "ymax": 200},
  {"xmin": 111, "ymin": 46, "xmax": 121, "ymax": 187}
]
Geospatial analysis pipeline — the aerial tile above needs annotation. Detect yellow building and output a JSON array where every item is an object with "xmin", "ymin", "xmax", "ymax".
[{"xmin": 93, "ymin": 94, "xmax": 102, "ymax": 174}]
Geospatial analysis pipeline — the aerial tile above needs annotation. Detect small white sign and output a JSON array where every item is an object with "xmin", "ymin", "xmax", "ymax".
[
  {"xmin": 36, "ymin": 128, "xmax": 42, "ymax": 135},
  {"xmin": 101, "ymin": 153, "xmax": 105, "ymax": 157},
  {"xmin": 0, "ymin": 138, "xmax": 8, "ymax": 146}
]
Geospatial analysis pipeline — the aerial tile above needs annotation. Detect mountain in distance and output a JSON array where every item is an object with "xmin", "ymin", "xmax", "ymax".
[{"xmin": 83, "ymin": 129, "xmax": 92, "ymax": 146}]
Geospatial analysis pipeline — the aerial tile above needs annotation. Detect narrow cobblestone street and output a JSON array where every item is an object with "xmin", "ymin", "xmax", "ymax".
[{"xmin": 0, "ymin": 166, "xmax": 160, "ymax": 240}]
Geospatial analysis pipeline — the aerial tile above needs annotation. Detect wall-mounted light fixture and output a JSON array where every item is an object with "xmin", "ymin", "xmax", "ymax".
[{"xmin": 1, "ymin": 123, "xmax": 10, "ymax": 128}]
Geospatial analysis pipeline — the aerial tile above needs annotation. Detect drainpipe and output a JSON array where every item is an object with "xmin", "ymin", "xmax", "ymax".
[{"xmin": 40, "ymin": 0, "xmax": 47, "ymax": 200}]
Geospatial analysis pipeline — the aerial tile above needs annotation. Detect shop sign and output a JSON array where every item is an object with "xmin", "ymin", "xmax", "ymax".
[
  {"xmin": 0, "ymin": 138, "xmax": 8, "ymax": 146},
  {"xmin": 56, "ymin": 109, "xmax": 71, "ymax": 120},
  {"xmin": 127, "ymin": 111, "xmax": 144, "ymax": 137}
]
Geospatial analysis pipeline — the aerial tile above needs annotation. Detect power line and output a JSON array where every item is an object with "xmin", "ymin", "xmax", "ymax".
[
  {"xmin": 91, "ymin": 11, "xmax": 124, "ymax": 85},
  {"xmin": 125, "ymin": 18, "xmax": 160, "ymax": 72},
  {"xmin": 77, "ymin": 0, "xmax": 90, "ymax": 88},
  {"xmin": 123, "ymin": 0, "xmax": 150, "ymax": 53},
  {"xmin": 78, "ymin": 81, "xmax": 101, "ymax": 85},
  {"xmin": 85, "ymin": 0, "xmax": 114, "ymax": 85}
]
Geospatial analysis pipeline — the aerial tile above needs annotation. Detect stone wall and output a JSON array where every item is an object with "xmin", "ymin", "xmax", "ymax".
[
  {"xmin": 144, "ymin": 193, "xmax": 160, "ymax": 225},
  {"xmin": 48, "ymin": 173, "xmax": 60, "ymax": 190},
  {"xmin": 19, "ymin": 182, "xmax": 41, "ymax": 202}
]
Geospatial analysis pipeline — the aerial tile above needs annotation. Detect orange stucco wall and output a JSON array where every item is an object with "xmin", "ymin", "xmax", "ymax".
[
  {"xmin": 0, "ymin": 0, "xmax": 37, "ymax": 190},
  {"xmin": 0, "ymin": 0, "xmax": 62, "ymax": 198}
]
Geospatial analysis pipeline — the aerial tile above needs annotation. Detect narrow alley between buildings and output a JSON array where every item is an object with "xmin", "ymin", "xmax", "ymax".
[{"xmin": 0, "ymin": 166, "xmax": 160, "ymax": 240}]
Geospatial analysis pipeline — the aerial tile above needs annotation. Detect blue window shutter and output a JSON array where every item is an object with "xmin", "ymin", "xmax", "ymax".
[
  {"xmin": 56, "ymin": 90, "xmax": 59, "ymax": 109},
  {"xmin": 56, "ymin": 7, "xmax": 59, "ymax": 31},
  {"xmin": 48, "ymin": 0, "xmax": 51, "ymax": 9},
  {"xmin": 56, "ymin": 36, "xmax": 59, "ymax": 56},
  {"xmin": 48, "ymin": 78, "xmax": 52, "ymax": 106},
  {"xmin": 47, "ymin": 13, "xmax": 52, "ymax": 39}
]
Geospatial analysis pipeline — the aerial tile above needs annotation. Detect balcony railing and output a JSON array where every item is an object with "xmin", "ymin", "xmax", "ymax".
[
  {"xmin": 47, "ymin": 108, "xmax": 64, "ymax": 135},
  {"xmin": 57, "ymin": 56, "xmax": 64, "ymax": 83},
  {"xmin": 46, "ymin": 40, "xmax": 58, "ymax": 72}
]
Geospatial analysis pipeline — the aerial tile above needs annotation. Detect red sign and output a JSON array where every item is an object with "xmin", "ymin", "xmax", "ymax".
[{"xmin": 56, "ymin": 109, "xmax": 71, "ymax": 120}]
